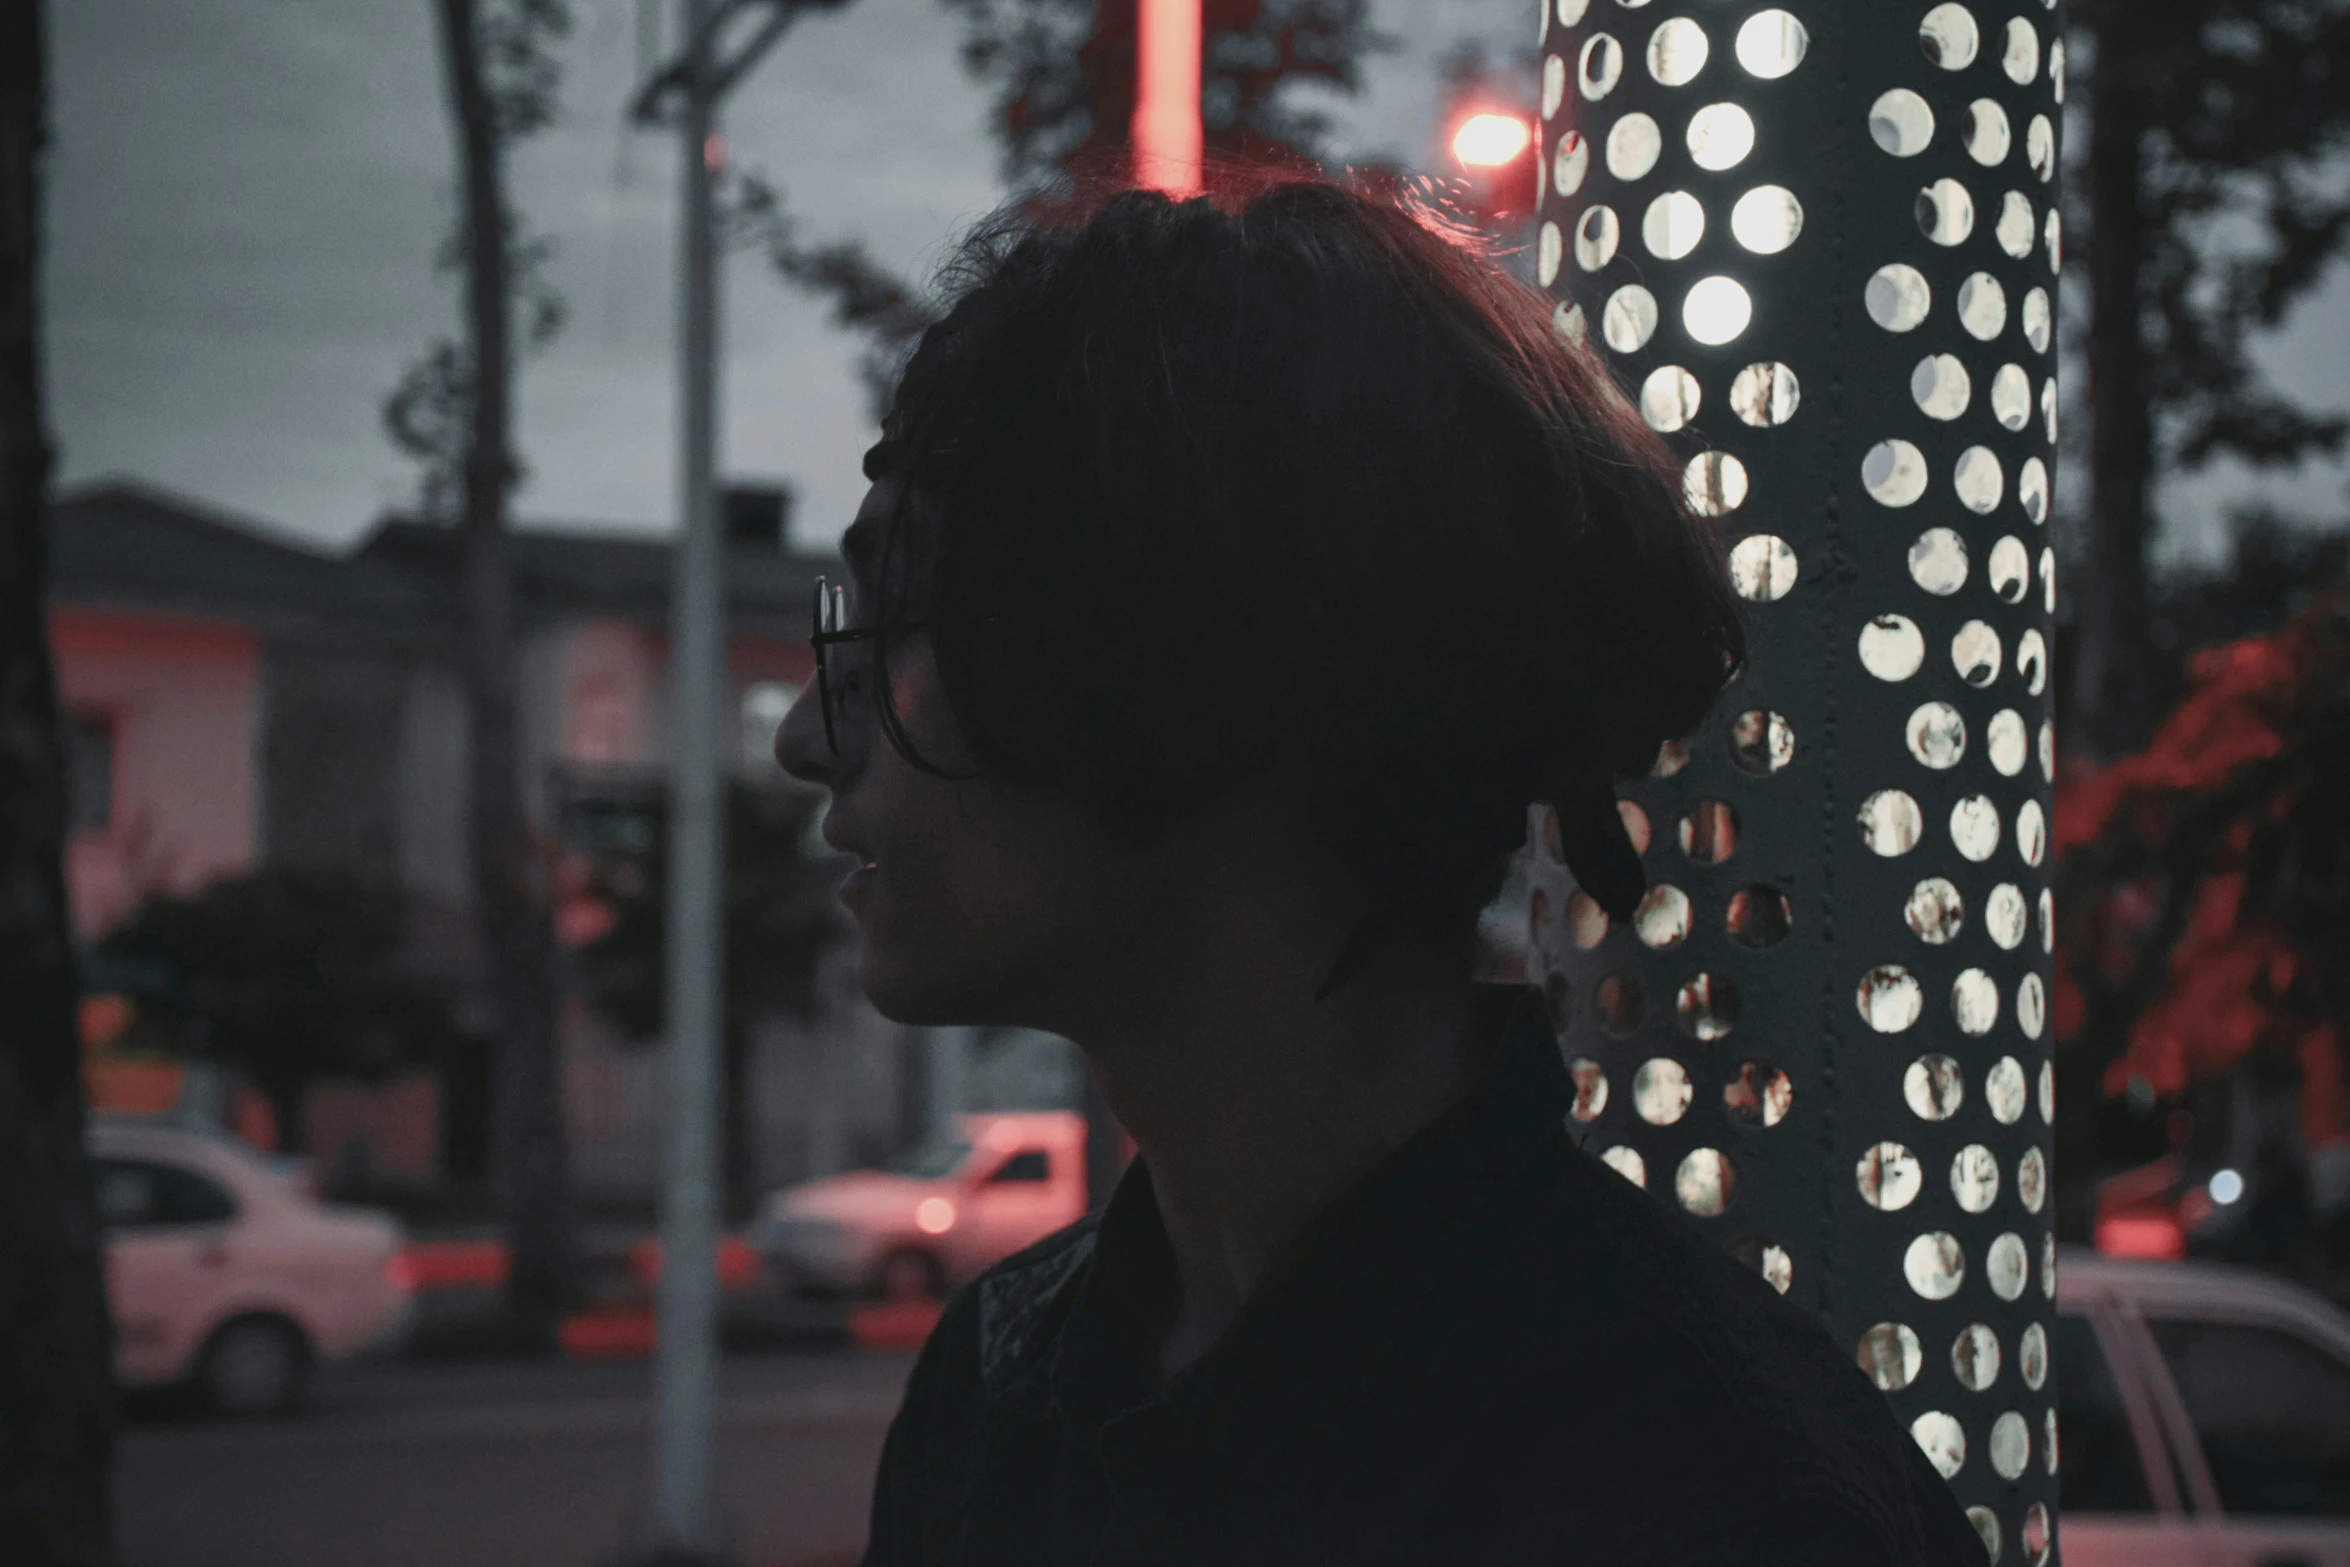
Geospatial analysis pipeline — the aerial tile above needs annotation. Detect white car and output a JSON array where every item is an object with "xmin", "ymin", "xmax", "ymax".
[
  {"xmin": 92, "ymin": 1115, "xmax": 415, "ymax": 1414},
  {"xmin": 2059, "ymin": 1248, "xmax": 2350, "ymax": 1565}
]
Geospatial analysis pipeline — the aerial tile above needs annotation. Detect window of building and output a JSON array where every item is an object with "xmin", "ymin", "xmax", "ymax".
[{"xmin": 67, "ymin": 709, "xmax": 114, "ymax": 833}]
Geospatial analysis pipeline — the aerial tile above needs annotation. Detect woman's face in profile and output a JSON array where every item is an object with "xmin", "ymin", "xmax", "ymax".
[{"xmin": 775, "ymin": 480, "xmax": 1176, "ymax": 1031}]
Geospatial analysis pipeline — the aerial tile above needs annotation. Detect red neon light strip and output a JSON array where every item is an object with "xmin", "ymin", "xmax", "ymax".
[{"xmin": 1132, "ymin": 0, "xmax": 1203, "ymax": 195}]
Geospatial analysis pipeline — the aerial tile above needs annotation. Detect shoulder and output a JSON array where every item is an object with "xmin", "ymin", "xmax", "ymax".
[
  {"xmin": 1487, "ymin": 1148, "xmax": 1982, "ymax": 1565},
  {"xmin": 898, "ymin": 1214, "xmax": 1099, "ymax": 1424}
]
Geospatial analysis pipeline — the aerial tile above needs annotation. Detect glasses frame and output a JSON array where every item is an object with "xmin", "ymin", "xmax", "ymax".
[{"xmin": 809, "ymin": 574, "xmax": 935, "ymax": 755}]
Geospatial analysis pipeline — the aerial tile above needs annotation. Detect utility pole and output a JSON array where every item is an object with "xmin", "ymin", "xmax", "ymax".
[{"xmin": 629, "ymin": 4, "xmax": 803, "ymax": 1557}]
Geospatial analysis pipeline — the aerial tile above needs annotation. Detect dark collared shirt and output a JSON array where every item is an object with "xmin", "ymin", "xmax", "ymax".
[{"xmin": 863, "ymin": 997, "xmax": 1983, "ymax": 1566}]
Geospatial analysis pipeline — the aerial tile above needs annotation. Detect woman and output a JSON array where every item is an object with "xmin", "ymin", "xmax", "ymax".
[{"xmin": 775, "ymin": 173, "xmax": 1979, "ymax": 1566}]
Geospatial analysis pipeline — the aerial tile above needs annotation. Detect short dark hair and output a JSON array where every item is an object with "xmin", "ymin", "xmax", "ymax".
[{"xmin": 864, "ymin": 171, "xmax": 1744, "ymax": 975}]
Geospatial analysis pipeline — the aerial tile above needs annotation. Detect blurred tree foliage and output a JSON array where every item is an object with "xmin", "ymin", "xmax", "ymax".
[
  {"xmin": 2072, "ymin": 0, "xmax": 2350, "ymax": 751},
  {"xmin": 570, "ymin": 781, "xmax": 848, "ymax": 1217},
  {"xmin": 94, "ymin": 870, "xmax": 469, "ymax": 1156},
  {"xmin": 2051, "ymin": 549, "xmax": 2350, "ymax": 1238}
]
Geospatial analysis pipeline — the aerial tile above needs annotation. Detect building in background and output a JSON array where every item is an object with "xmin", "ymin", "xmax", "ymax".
[{"xmin": 43, "ymin": 479, "xmax": 1015, "ymax": 1204}]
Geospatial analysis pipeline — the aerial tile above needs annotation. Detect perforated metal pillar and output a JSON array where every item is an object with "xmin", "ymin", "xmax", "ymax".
[{"xmin": 1529, "ymin": 2, "xmax": 2063, "ymax": 1560}]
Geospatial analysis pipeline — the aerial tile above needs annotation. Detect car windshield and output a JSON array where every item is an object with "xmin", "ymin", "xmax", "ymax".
[{"xmin": 883, "ymin": 1136, "xmax": 971, "ymax": 1180}]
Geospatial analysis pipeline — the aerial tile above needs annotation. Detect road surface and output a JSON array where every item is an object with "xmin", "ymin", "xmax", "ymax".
[{"xmin": 116, "ymin": 1350, "xmax": 915, "ymax": 1567}]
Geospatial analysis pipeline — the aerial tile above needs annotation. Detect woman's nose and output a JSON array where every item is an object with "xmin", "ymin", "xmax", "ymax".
[{"xmin": 774, "ymin": 680, "xmax": 835, "ymax": 785}]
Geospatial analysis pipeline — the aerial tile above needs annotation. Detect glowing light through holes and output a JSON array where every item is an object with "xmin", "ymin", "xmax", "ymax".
[
  {"xmin": 1731, "ymin": 186, "xmax": 1803, "ymax": 253},
  {"xmin": 1682, "ymin": 276, "xmax": 1752, "ymax": 344}
]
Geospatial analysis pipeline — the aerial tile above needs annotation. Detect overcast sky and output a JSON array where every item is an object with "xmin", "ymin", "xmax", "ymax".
[
  {"xmin": 44, "ymin": 0, "xmax": 1516, "ymax": 556},
  {"xmin": 45, "ymin": 0, "xmax": 2350, "ymax": 562}
]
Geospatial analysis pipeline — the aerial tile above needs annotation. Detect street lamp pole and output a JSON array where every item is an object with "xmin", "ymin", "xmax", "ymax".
[{"xmin": 631, "ymin": 3, "xmax": 803, "ymax": 1555}]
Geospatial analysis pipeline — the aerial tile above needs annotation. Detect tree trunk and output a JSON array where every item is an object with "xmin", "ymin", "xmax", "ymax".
[
  {"xmin": 0, "ymin": 1, "xmax": 118, "ymax": 1558},
  {"xmin": 436, "ymin": 0, "xmax": 579, "ymax": 1319},
  {"xmin": 2078, "ymin": 7, "xmax": 2156, "ymax": 755}
]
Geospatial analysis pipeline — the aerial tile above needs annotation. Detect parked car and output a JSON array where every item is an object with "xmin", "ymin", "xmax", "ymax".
[
  {"xmin": 752, "ymin": 1112, "xmax": 1088, "ymax": 1300},
  {"xmin": 2059, "ymin": 1247, "xmax": 2350, "ymax": 1565},
  {"xmin": 91, "ymin": 1115, "xmax": 415, "ymax": 1414}
]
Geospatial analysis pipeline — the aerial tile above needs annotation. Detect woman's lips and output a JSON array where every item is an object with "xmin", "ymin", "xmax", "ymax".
[{"xmin": 840, "ymin": 860, "xmax": 877, "ymax": 911}]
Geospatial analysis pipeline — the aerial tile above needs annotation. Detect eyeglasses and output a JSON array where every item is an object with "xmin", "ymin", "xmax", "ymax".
[{"xmin": 809, "ymin": 574, "xmax": 932, "ymax": 755}]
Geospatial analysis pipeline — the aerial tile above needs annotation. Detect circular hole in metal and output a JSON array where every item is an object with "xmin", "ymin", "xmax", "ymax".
[
  {"xmin": 1965, "ymin": 1506, "xmax": 2001, "ymax": 1558},
  {"xmin": 1599, "ymin": 1144, "xmax": 1646, "ymax": 1186},
  {"xmin": 1733, "ymin": 9, "xmax": 1807, "ymax": 77},
  {"xmin": 2028, "ymin": 113, "xmax": 2056, "ymax": 183},
  {"xmin": 1602, "ymin": 283, "xmax": 1659, "ymax": 352},
  {"xmin": 1864, "ymin": 440, "xmax": 1930, "ymax": 506},
  {"xmin": 1683, "ymin": 277, "xmax": 1752, "ymax": 345},
  {"xmin": 1860, "ymin": 614, "xmax": 1927, "ymax": 681},
  {"xmin": 1905, "ymin": 877, "xmax": 1965, "ymax": 944},
  {"xmin": 2018, "ymin": 970, "xmax": 2047, "ymax": 1038},
  {"xmin": 1728, "ymin": 534, "xmax": 1798, "ymax": 600},
  {"xmin": 1632, "ymin": 1056, "xmax": 1692, "ymax": 1125},
  {"xmin": 1728, "ymin": 360, "xmax": 1800, "ymax": 425},
  {"xmin": 1858, "ymin": 1321, "xmax": 1923, "ymax": 1391},
  {"xmin": 1646, "ymin": 17, "xmax": 1709, "ymax": 85},
  {"xmin": 1616, "ymin": 798, "xmax": 1651, "ymax": 854},
  {"xmin": 1858, "ymin": 789, "xmax": 1923, "ymax": 856},
  {"xmin": 1541, "ymin": 53, "xmax": 1567, "ymax": 118},
  {"xmin": 1870, "ymin": 89, "xmax": 1935, "ymax": 157},
  {"xmin": 1728, "ymin": 709, "xmax": 1794, "ymax": 774},
  {"xmin": 1952, "ymin": 1143, "xmax": 2001, "ymax": 1212},
  {"xmin": 1954, "ymin": 446, "xmax": 2004, "ymax": 513},
  {"xmin": 2023, "ymin": 286, "xmax": 2052, "ymax": 352},
  {"xmin": 1568, "ymin": 1057, "xmax": 1609, "ymax": 1121},
  {"xmin": 2019, "ymin": 1145, "xmax": 2047, "ymax": 1212},
  {"xmin": 2042, "ymin": 543, "xmax": 2057, "ymax": 611},
  {"xmin": 1952, "ymin": 619, "xmax": 2002, "ymax": 686},
  {"xmin": 1579, "ymin": 33, "xmax": 1624, "ymax": 98},
  {"xmin": 1730, "ymin": 1236, "xmax": 1794, "ymax": 1294},
  {"xmin": 2046, "ymin": 206, "xmax": 2063, "ymax": 272},
  {"xmin": 1640, "ymin": 364, "xmax": 1701, "ymax": 431},
  {"xmin": 1952, "ymin": 1322, "xmax": 2002, "ymax": 1391},
  {"xmin": 2011, "ymin": 629, "xmax": 2049, "ymax": 695},
  {"xmin": 1605, "ymin": 111, "xmax": 1663, "ymax": 179},
  {"xmin": 1911, "ymin": 353, "xmax": 1973, "ymax": 419},
  {"xmin": 1676, "ymin": 972, "xmax": 1740, "ymax": 1039},
  {"xmin": 1997, "ymin": 189, "xmax": 2035, "ymax": 257},
  {"xmin": 1917, "ymin": 177, "xmax": 1976, "ymax": 245},
  {"xmin": 1905, "ymin": 1053, "xmax": 1965, "ymax": 1120},
  {"xmin": 1986, "ymin": 1056, "xmax": 2027, "ymax": 1124},
  {"xmin": 1683, "ymin": 452, "xmax": 1749, "ymax": 516},
  {"xmin": 1729, "ymin": 184, "xmax": 1803, "ymax": 253},
  {"xmin": 1919, "ymin": 3, "xmax": 1980, "ymax": 68},
  {"xmin": 2019, "ymin": 1322, "xmax": 2048, "ymax": 1390},
  {"xmin": 1990, "ymin": 535, "xmax": 2030, "ymax": 603},
  {"xmin": 1906, "ymin": 701, "xmax": 1968, "ymax": 769},
  {"xmin": 1857, "ymin": 965, "xmax": 1924, "ymax": 1032},
  {"xmin": 1865, "ymin": 262, "xmax": 1932, "ymax": 330},
  {"xmin": 1964, "ymin": 98, "xmax": 2011, "ymax": 165},
  {"xmin": 1909, "ymin": 527, "xmax": 1969, "ymax": 594},
  {"xmin": 1575, "ymin": 203, "xmax": 1620, "ymax": 270},
  {"xmin": 1988, "ymin": 1231, "xmax": 2029, "ymax": 1300},
  {"xmin": 1988, "ymin": 708, "xmax": 2028, "ymax": 777},
  {"xmin": 1554, "ymin": 130, "xmax": 1592, "ymax": 197},
  {"xmin": 1905, "ymin": 1231, "xmax": 1966, "ymax": 1300},
  {"xmin": 1642, "ymin": 189, "xmax": 1706, "ymax": 259},
  {"xmin": 1957, "ymin": 271, "xmax": 2007, "ymax": 338},
  {"xmin": 2019, "ymin": 456, "xmax": 2049, "ymax": 523},
  {"xmin": 2003, "ymin": 14, "xmax": 2040, "ymax": 81},
  {"xmin": 1984, "ymin": 882, "xmax": 2028, "ymax": 949},
  {"xmin": 1725, "ymin": 885, "xmax": 1791, "ymax": 949},
  {"xmin": 1723, "ymin": 1059, "xmax": 1793, "ymax": 1126},
  {"xmin": 1687, "ymin": 102, "xmax": 1755, "ymax": 170},
  {"xmin": 2024, "ymin": 1503, "xmax": 2052, "ymax": 1567},
  {"xmin": 1952, "ymin": 794, "xmax": 2001, "ymax": 860},
  {"xmin": 1675, "ymin": 1148, "xmax": 1735, "ymax": 1216},
  {"xmin": 1566, "ymin": 888, "xmax": 1611, "ymax": 949},
  {"xmin": 1652, "ymin": 737, "xmax": 1689, "ymax": 777},
  {"xmin": 1596, "ymin": 972, "xmax": 1645, "ymax": 1035},
  {"xmin": 1857, "ymin": 1140, "xmax": 1923, "ymax": 1210},
  {"xmin": 1538, "ymin": 222, "xmax": 1564, "ymax": 287},
  {"xmin": 1678, "ymin": 798, "xmax": 1739, "ymax": 862},
  {"xmin": 1635, "ymin": 884, "xmax": 1690, "ymax": 949},
  {"xmin": 1553, "ymin": 300, "xmax": 1587, "ymax": 347}
]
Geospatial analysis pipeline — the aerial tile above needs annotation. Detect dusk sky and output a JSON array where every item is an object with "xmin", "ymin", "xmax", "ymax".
[{"xmin": 45, "ymin": 0, "xmax": 2349, "ymax": 561}]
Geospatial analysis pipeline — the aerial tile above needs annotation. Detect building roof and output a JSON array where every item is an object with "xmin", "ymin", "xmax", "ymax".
[{"xmin": 49, "ymin": 481, "xmax": 825, "ymax": 641}]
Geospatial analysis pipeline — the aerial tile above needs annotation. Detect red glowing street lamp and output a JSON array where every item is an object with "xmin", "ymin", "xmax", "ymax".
[{"xmin": 1447, "ymin": 107, "xmax": 1537, "ymax": 223}]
